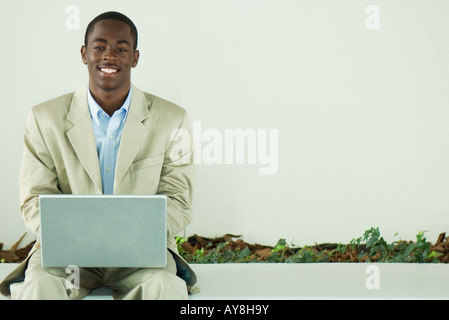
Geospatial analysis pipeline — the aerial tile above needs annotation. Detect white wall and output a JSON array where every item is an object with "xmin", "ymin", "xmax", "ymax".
[{"xmin": 1, "ymin": 0, "xmax": 449, "ymax": 249}]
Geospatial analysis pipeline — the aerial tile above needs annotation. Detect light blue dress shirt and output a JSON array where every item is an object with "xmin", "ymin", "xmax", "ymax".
[{"xmin": 87, "ymin": 86, "xmax": 132, "ymax": 194}]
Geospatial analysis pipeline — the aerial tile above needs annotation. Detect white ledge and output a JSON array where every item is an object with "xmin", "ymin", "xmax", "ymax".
[{"xmin": 1, "ymin": 263, "xmax": 449, "ymax": 300}]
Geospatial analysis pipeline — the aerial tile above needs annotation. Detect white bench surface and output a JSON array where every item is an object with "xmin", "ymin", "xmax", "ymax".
[{"xmin": 1, "ymin": 263, "xmax": 448, "ymax": 300}]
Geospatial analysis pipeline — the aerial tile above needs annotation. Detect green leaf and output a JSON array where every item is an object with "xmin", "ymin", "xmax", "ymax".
[
  {"xmin": 427, "ymin": 251, "xmax": 443, "ymax": 259},
  {"xmin": 272, "ymin": 239, "xmax": 287, "ymax": 253},
  {"xmin": 237, "ymin": 247, "xmax": 253, "ymax": 261}
]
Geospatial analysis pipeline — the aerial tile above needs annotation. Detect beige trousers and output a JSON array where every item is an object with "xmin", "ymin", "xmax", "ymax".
[{"xmin": 10, "ymin": 249, "xmax": 188, "ymax": 300}]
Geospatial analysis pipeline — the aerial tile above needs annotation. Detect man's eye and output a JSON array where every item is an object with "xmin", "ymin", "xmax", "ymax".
[
  {"xmin": 94, "ymin": 47, "xmax": 104, "ymax": 51},
  {"xmin": 117, "ymin": 48, "xmax": 128, "ymax": 52}
]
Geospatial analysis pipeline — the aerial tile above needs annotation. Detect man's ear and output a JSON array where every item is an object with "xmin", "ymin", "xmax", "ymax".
[
  {"xmin": 132, "ymin": 49, "xmax": 140, "ymax": 68},
  {"xmin": 81, "ymin": 45, "xmax": 88, "ymax": 65}
]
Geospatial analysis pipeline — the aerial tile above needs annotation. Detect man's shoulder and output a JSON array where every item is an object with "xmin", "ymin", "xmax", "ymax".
[
  {"xmin": 143, "ymin": 91, "xmax": 187, "ymax": 119},
  {"xmin": 31, "ymin": 91, "xmax": 75, "ymax": 117}
]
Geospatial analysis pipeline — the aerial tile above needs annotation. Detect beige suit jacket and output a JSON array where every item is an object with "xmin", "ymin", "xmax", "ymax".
[{"xmin": 0, "ymin": 84, "xmax": 197, "ymax": 296}]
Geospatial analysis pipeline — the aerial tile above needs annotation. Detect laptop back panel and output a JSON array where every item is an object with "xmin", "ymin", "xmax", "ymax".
[{"xmin": 39, "ymin": 195, "xmax": 167, "ymax": 268}]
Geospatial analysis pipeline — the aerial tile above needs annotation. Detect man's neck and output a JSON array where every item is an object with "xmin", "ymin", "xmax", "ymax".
[{"xmin": 89, "ymin": 84, "xmax": 131, "ymax": 117}]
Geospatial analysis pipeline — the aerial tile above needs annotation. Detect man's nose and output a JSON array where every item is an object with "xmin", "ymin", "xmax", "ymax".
[{"xmin": 102, "ymin": 47, "xmax": 118, "ymax": 62}]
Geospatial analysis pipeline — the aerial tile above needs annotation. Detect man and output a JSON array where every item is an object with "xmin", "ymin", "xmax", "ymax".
[{"xmin": 0, "ymin": 11, "xmax": 197, "ymax": 299}]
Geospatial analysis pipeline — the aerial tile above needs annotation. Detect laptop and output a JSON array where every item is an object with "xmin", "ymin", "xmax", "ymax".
[{"xmin": 39, "ymin": 194, "xmax": 167, "ymax": 268}]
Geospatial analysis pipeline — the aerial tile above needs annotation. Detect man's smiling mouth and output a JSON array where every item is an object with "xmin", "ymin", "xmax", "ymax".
[{"xmin": 98, "ymin": 67, "xmax": 119, "ymax": 75}]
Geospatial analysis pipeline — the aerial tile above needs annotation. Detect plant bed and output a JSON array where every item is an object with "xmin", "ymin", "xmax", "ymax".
[
  {"xmin": 1, "ymin": 227, "xmax": 449, "ymax": 264},
  {"xmin": 177, "ymin": 227, "xmax": 449, "ymax": 264}
]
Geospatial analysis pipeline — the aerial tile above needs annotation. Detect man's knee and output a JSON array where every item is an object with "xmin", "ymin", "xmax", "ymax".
[
  {"xmin": 11, "ymin": 268, "xmax": 69, "ymax": 300},
  {"xmin": 147, "ymin": 271, "xmax": 188, "ymax": 299},
  {"xmin": 119, "ymin": 270, "xmax": 188, "ymax": 300}
]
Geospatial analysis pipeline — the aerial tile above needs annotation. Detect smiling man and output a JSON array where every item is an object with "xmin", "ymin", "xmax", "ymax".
[{"xmin": 0, "ymin": 11, "xmax": 197, "ymax": 300}]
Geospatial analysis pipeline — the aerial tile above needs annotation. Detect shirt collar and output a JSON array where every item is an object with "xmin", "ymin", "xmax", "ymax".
[{"xmin": 87, "ymin": 85, "xmax": 132, "ymax": 126}]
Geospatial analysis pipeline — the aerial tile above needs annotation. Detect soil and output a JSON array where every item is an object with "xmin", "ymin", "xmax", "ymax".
[{"xmin": 2, "ymin": 232, "xmax": 449, "ymax": 264}]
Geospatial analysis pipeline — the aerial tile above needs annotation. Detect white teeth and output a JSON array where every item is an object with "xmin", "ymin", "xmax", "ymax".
[{"xmin": 100, "ymin": 68, "xmax": 117, "ymax": 74}]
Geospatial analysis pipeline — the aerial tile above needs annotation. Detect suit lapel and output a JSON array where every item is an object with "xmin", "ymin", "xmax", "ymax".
[
  {"xmin": 66, "ymin": 85, "xmax": 102, "ymax": 193},
  {"xmin": 114, "ymin": 85, "xmax": 152, "ymax": 190}
]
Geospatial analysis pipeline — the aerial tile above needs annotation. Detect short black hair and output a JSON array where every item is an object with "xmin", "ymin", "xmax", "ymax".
[{"xmin": 84, "ymin": 11, "xmax": 138, "ymax": 51}]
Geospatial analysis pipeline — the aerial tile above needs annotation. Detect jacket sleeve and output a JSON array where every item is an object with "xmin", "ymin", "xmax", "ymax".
[
  {"xmin": 19, "ymin": 108, "xmax": 61, "ymax": 236},
  {"xmin": 157, "ymin": 110, "xmax": 194, "ymax": 239}
]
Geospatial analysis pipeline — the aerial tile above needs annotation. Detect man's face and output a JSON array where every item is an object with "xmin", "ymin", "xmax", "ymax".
[{"xmin": 81, "ymin": 19, "xmax": 139, "ymax": 93}]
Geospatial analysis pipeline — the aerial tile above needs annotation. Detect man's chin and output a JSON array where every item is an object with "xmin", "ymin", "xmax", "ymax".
[{"xmin": 91, "ymin": 77, "xmax": 129, "ymax": 93}]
